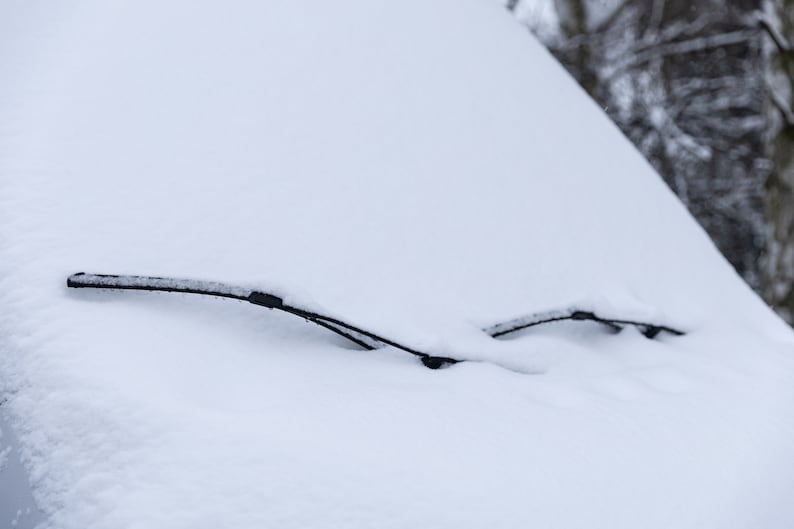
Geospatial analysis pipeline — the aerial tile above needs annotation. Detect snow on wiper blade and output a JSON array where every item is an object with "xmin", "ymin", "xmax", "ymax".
[
  {"xmin": 66, "ymin": 273, "xmax": 685, "ymax": 370},
  {"xmin": 485, "ymin": 308, "xmax": 685, "ymax": 339},
  {"xmin": 66, "ymin": 272, "xmax": 459, "ymax": 369}
]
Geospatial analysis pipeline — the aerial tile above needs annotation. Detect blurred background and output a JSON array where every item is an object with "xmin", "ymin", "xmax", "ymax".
[{"xmin": 504, "ymin": 0, "xmax": 794, "ymax": 324}]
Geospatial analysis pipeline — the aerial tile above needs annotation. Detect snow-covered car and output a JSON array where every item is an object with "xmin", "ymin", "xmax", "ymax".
[{"xmin": 2, "ymin": 1, "xmax": 794, "ymax": 528}]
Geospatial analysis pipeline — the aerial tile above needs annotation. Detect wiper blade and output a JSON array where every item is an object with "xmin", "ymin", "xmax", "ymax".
[
  {"xmin": 485, "ymin": 308, "xmax": 684, "ymax": 339},
  {"xmin": 67, "ymin": 273, "xmax": 685, "ymax": 370},
  {"xmin": 67, "ymin": 273, "xmax": 458, "ymax": 369}
]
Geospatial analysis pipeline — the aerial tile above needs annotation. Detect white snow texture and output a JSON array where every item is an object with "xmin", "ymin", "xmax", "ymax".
[{"xmin": 1, "ymin": 1, "xmax": 794, "ymax": 528}]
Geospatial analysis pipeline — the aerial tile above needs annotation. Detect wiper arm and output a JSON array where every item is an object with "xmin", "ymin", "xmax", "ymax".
[
  {"xmin": 485, "ymin": 308, "xmax": 684, "ymax": 339},
  {"xmin": 67, "ymin": 273, "xmax": 685, "ymax": 370},
  {"xmin": 67, "ymin": 273, "xmax": 458, "ymax": 369}
]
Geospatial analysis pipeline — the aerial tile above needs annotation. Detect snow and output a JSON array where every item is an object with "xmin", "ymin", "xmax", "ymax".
[
  {"xmin": 511, "ymin": 0, "xmax": 560, "ymax": 40},
  {"xmin": 1, "ymin": 0, "xmax": 794, "ymax": 528},
  {"xmin": 0, "ymin": 409, "xmax": 42, "ymax": 529}
]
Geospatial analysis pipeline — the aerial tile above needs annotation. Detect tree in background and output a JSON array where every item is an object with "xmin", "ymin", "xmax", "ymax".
[
  {"xmin": 763, "ymin": 0, "xmax": 794, "ymax": 321},
  {"xmin": 508, "ymin": 0, "xmax": 794, "ymax": 322}
]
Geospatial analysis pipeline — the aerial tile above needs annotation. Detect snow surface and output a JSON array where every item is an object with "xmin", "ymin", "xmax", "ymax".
[
  {"xmin": 0, "ymin": 408, "xmax": 42, "ymax": 529},
  {"xmin": 1, "ymin": 0, "xmax": 794, "ymax": 527}
]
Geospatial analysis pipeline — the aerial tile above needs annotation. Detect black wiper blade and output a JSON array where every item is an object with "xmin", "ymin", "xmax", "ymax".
[
  {"xmin": 66, "ymin": 273, "xmax": 459, "ymax": 369},
  {"xmin": 485, "ymin": 308, "xmax": 685, "ymax": 339},
  {"xmin": 67, "ymin": 273, "xmax": 685, "ymax": 370}
]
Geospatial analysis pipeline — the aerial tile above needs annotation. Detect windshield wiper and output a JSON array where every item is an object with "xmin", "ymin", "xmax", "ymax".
[
  {"xmin": 67, "ymin": 273, "xmax": 458, "ymax": 369},
  {"xmin": 67, "ymin": 273, "xmax": 684, "ymax": 369},
  {"xmin": 485, "ymin": 308, "xmax": 684, "ymax": 340}
]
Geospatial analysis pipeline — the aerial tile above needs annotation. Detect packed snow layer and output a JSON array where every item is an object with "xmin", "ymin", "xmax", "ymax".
[{"xmin": 1, "ymin": 0, "xmax": 794, "ymax": 527}]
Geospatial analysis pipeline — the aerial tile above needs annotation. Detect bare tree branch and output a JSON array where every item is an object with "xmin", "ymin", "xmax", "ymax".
[
  {"xmin": 604, "ymin": 29, "xmax": 756, "ymax": 80},
  {"xmin": 756, "ymin": 10, "xmax": 791, "ymax": 52}
]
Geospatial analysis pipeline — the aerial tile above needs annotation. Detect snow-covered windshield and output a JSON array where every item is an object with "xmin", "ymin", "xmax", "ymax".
[{"xmin": 2, "ymin": 1, "xmax": 794, "ymax": 528}]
